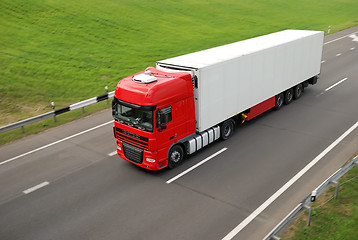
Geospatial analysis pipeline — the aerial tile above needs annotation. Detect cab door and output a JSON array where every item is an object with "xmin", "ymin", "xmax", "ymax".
[{"xmin": 156, "ymin": 106, "xmax": 175, "ymax": 163}]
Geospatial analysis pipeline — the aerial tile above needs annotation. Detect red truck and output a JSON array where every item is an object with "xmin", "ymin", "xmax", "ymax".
[{"xmin": 112, "ymin": 30, "xmax": 324, "ymax": 170}]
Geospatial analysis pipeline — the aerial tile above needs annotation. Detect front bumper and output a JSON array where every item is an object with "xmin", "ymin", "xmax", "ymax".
[{"xmin": 116, "ymin": 141, "xmax": 166, "ymax": 171}]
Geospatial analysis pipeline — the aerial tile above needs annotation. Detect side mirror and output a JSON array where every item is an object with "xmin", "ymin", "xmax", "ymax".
[
  {"xmin": 160, "ymin": 123, "xmax": 167, "ymax": 130},
  {"xmin": 158, "ymin": 123, "xmax": 167, "ymax": 132}
]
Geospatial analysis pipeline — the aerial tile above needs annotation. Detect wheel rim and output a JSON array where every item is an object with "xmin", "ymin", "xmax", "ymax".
[
  {"xmin": 287, "ymin": 91, "xmax": 293, "ymax": 101},
  {"xmin": 171, "ymin": 151, "xmax": 181, "ymax": 163},
  {"xmin": 224, "ymin": 124, "xmax": 232, "ymax": 137},
  {"xmin": 277, "ymin": 96, "xmax": 283, "ymax": 107}
]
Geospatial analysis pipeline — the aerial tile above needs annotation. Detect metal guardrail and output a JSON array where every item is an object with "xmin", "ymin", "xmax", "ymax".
[
  {"xmin": 264, "ymin": 155, "xmax": 358, "ymax": 240},
  {"xmin": 0, "ymin": 90, "xmax": 115, "ymax": 134}
]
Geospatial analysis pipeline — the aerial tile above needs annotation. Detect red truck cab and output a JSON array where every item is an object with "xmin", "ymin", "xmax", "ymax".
[{"xmin": 112, "ymin": 67, "xmax": 196, "ymax": 170}]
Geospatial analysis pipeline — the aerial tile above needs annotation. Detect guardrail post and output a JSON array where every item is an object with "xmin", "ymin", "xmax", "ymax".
[
  {"xmin": 303, "ymin": 205, "xmax": 312, "ymax": 226},
  {"xmin": 330, "ymin": 180, "xmax": 340, "ymax": 199},
  {"xmin": 105, "ymin": 86, "xmax": 109, "ymax": 105},
  {"xmin": 51, "ymin": 102, "xmax": 56, "ymax": 122},
  {"xmin": 21, "ymin": 126, "xmax": 25, "ymax": 134}
]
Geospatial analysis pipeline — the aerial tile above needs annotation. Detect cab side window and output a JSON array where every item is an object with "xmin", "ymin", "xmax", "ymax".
[{"xmin": 156, "ymin": 106, "xmax": 172, "ymax": 127}]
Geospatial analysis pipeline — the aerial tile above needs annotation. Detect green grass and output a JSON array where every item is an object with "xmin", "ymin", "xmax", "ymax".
[
  {"xmin": 280, "ymin": 161, "xmax": 358, "ymax": 240},
  {"xmin": 1, "ymin": 0, "xmax": 358, "ymax": 144}
]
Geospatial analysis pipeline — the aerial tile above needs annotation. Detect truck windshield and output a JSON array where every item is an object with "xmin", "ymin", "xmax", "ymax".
[{"xmin": 112, "ymin": 98, "xmax": 155, "ymax": 132}]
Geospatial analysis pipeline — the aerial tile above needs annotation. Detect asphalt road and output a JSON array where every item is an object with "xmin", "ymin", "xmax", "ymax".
[{"xmin": 1, "ymin": 26, "xmax": 358, "ymax": 240}]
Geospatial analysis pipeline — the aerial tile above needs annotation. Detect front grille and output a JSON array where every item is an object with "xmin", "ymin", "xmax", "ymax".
[
  {"xmin": 122, "ymin": 142, "xmax": 143, "ymax": 164},
  {"xmin": 116, "ymin": 127, "xmax": 149, "ymax": 150}
]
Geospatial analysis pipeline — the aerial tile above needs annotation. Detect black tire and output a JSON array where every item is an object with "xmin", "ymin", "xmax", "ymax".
[
  {"xmin": 284, "ymin": 88, "xmax": 293, "ymax": 105},
  {"xmin": 168, "ymin": 145, "xmax": 184, "ymax": 169},
  {"xmin": 294, "ymin": 84, "xmax": 303, "ymax": 99},
  {"xmin": 308, "ymin": 76, "xmax": 318, "ymax": 85},
  {"xmin": 220, "ymin": 119, "xmax": 235, "ymax": 140},
  {"xmin": 274, "ymin": 93, "xmax": 284, "ymax": 110},
  {"xmin": 303, "ymin": 81, "xmax": 309, "ymax": 88}
]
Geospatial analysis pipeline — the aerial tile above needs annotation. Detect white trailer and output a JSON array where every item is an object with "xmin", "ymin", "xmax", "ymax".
[{"xmin": 157, "ymin": 29, "xmax": 324, "ymax": 132}]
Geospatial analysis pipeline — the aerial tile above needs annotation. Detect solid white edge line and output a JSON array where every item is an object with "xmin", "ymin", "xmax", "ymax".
[
  {"xmin": 222, "ymin": 121, "xmax": 358, "ymax": 240},
  {"xmin": 325, "ymin": 77, "xmax": 347, "ymax": 92},
  {"xmin": 324, "ymin": 31, "xmax": 358, "ymax": 45},
  {"xmin": 23, "ymin": 181, "xmax": 50, "ymax": 194},
  {"xmin": 0, "ymin": 120, "xmax": 113, "ymax": 167},
  {"xmin": 108, "ymin": 151, "xmax": 117, "ymax": 157},
  {"xmin": 166, "ymin": 148, "xmax": 227, "ymax": 184}
]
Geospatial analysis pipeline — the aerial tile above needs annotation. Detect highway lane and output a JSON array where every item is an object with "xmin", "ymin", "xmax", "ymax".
[
  {"xmin": 0, "ymin": 114, "xmax": 116, "ymax": 205},
  {"xmin": 0, "ymin": 26, "xmax": 358, "ymax": 240}
]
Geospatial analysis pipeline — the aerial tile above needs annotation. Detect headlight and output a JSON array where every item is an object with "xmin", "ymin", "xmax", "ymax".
[{"xmin": 146, "ymin": 158, "xmax": 156, "ymax": 163}]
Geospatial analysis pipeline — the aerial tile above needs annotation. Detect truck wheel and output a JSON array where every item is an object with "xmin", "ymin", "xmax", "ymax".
[
  {"xmin": 221, "ymin": 119, "xmax": 235, "ymax": 140},
  {"xmin": 168, "ymin": 145, "xmax": 184, "ymax": 169},
  {"xmin": 274, "ymin": 93, "xmax": 284, "ymax": 110},
  {"xmin": 303, "ymin": 81, "xmax": 309, "ymax": 88},
  {"xmin": 284, "ymin": 88, "xmax": 293, "ymax": 104},
  {"xmin": 308, "ymin": 76, "xmax": 318, "ymax": 85},
  {"xmin": 294, "ymin": 84, "xmax": 303, "ymax": 99}
]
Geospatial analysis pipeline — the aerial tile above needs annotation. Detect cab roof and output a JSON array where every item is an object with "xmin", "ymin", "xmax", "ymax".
[{"xmin": 114, "ymin": 67, "xmax": 194, "ymax": 108}]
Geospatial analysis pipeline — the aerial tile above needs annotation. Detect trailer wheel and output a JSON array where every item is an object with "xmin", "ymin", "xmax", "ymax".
[
  {"xmin": 221, "ymin": 119, "xmax": 235, "ymax": 140},
  {"xmin": 308, "ymin": 76, "xmax": 318, "ymax": 85},
  {"xmin": 294, "ymin": 84, "xmax": 303, "ymax": 99},
  {"xmin": 303, "ymin": 81, "xmax": 309, "ymax": 88},
  {"xmin": 274, "ymin": 93, "xmax": 284, "ymax": 110},
  {"xmin": 168, "ymin": 145, "xmax": 184, "ymax": 169},
  {"xmin": 284, "ymin": 88, "xmax": 293, "ymax": 105}
]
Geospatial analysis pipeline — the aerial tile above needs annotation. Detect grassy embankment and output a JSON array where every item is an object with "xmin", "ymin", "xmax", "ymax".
[
  {"xmin": 280, "ymin": 156, "xmax": 358, "ymax": 240},
  {"xmin": 1, "ymin": 0, "xmax": 358, "ymax": 145}
]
